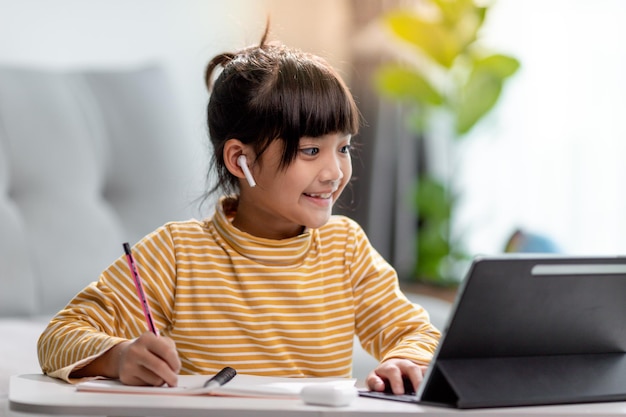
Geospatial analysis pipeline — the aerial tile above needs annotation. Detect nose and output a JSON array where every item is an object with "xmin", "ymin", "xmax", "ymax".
[{"xmin": 319, "ymin": 153, "xmax": 345, "ymax": 184}]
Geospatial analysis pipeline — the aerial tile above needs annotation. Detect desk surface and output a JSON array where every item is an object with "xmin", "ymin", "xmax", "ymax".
[{"xmin": 10, "ymin": 374, "xmax": 626, "ymax": 417}]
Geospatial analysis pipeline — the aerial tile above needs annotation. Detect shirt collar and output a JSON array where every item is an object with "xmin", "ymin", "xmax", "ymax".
[{"xmin": 213, "ymin": 196, "xmax": 312, "ymax": 266}]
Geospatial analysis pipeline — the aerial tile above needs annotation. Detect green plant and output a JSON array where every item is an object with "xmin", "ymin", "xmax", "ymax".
[{"xmin": 375, "ymin": 0, "xmax": 520, "ymax": 285}]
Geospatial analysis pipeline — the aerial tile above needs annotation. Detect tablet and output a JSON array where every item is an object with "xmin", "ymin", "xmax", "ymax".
[{"xmin": 417, "ymin": 255, "xmax": 626, "ymax": 409}]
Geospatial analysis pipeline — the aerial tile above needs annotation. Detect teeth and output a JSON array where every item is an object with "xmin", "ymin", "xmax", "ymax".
[{"xmin": 307, "ymin": 193, "xmax": 332, "ymax": 199}]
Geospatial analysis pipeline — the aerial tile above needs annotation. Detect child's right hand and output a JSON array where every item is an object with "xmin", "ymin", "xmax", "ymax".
[{"xmin": 115, "ymin": 332, "xmax": 181, "ymax": 387}]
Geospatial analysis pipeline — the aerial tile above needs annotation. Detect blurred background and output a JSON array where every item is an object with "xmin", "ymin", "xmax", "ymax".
[{"xmin": 2, "ymin": 0, "xmax": 626, "ymax": 285}]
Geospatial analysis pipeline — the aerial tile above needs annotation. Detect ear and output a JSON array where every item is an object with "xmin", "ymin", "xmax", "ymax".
[{"xmin": 223, "ymin": 139, "xmax": 253, "ymax": 181}]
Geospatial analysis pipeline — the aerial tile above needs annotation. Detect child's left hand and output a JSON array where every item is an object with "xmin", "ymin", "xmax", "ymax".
[{"xmin": 366, "ymin": 358, "xmax": 428, "ymax": 395}]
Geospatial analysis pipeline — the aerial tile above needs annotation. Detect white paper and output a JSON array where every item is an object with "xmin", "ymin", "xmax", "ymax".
[{"xmin": 76, "ymin": 374, "xmax": 356, "ymax": 398}]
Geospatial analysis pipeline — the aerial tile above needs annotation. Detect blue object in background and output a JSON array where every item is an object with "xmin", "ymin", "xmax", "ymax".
[{"xmin": 504, "ymin": 229, "xmax": 560, "ymax": 253}]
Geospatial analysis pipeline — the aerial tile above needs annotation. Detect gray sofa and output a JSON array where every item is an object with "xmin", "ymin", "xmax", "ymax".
[
  {"xmin": 0, "ymin": 64, "xmax": 450, "ymax": 416},
  {"xmin": 0, "ymin": 64, "xmax": 204, "ymax": 416}
]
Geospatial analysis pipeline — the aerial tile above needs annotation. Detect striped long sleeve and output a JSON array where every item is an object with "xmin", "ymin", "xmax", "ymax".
[{"xmin": 38, "ymin": 198, "xmax": 440, "ymax": 382}]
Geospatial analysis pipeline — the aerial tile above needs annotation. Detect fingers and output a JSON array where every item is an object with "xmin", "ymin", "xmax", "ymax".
[
  {"xmin": 117, "ymin": 332, "xmax": 181, "ymax": 387},
  {"xmin": 366, "ymin": 372, "xmax": 387, "ymax": 392},
  {"xmin": 366, "ymin": 359, "xmax": 427, "ymax": 395},
  {"xmin": 154, "ymin": 335, "xmax": 182, "ymax": 375},
  {"xmin": 406, "ymin": 365, "xmax": 428, "ymax": 394}
]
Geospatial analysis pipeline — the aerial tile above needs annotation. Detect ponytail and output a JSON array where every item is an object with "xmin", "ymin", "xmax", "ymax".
[{"xmin": 204, "ymin": 18, "xmax": 271, "ymax": 91}]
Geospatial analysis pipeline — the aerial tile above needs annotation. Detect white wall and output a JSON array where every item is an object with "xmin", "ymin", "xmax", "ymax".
[{"xmin": 456, "ymin": 0, "xmax": 626, "ymax": 256}]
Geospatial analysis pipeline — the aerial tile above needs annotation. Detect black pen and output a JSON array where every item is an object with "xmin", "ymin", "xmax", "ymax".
[{"xmin": 203, "ymin": 367, "xmax": 237, "ymax": 390}]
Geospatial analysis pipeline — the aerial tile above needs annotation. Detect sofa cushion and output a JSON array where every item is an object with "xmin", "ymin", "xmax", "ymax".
[
  {"xmin": 0, "ymin": 135, "xmax": 37, "ymax": 316},
  {"xmin": 0, "ymin": 65, "xmax": 201, "ymax": 317}
]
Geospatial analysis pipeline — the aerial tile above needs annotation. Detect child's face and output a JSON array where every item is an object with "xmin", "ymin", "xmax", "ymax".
[{"xmin": 238, "ymin": 132, "xmax": 352, "ymax": 239}]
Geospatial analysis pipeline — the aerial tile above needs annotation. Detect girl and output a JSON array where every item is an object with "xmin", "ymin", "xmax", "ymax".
[{"xmin": 37, "ymin": 28, "xmax": 440, "ymax": 395}]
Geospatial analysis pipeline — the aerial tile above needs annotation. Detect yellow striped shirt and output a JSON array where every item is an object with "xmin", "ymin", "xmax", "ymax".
[{"xmin": 38, "ymin": 198, "xmax": 440, "ymax": 381}]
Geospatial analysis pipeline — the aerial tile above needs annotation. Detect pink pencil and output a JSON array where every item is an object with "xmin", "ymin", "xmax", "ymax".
[{"xmin": 123, "ymin": 243, "xmax": 158, "ymax": 336}]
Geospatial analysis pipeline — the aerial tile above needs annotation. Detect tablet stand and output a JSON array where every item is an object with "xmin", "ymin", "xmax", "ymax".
[{"xmin": 420, "ymin": 353, "xmax": 626, "ymax": 409}]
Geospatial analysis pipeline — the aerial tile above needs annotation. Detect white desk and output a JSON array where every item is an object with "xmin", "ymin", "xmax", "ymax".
[{"xmin": 10, "ymin": 374, "xmax": 626, "ymax": 417}]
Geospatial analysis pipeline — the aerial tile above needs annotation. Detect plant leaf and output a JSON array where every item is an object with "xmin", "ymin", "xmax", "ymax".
[
  {"xmin": 385, "ymin": 10, "xmax": 461, "ymax": 68},
  {"xmin": 475, "ymin": 54, "xmax": 521, "ymax": 78},
  {"xmin": 414, "ymin": 176, "xmax": 452, "ymax": 221},
  {"xmin": 455, "ymin": 54, "xmax": 520, "ymax": 134},
  {"xmin": 432, "ymin": 0, "xmax": 487, "ymax": 50},
  {"xmin": 375, "ymin": 65, "xmax": 444, "ymax": 106}
]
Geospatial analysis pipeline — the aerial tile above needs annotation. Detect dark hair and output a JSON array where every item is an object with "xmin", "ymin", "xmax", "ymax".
[{"xmin": 202, "ymin": 26, "xmax": 360, "ymax": 197}]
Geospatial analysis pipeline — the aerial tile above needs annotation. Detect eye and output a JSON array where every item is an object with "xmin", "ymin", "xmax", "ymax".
[
  {"xmin": 339, "ymin": 144, "xmax": 351, "ymax": 154},
  {"xmin": 300, "ymin": 147, "xmax": 319, "ymax": 156}
]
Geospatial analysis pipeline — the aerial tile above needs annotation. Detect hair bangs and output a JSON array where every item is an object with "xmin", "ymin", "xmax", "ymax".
[{"xmin": 250, "ymin": 52, "xmax": 360, "ymax": 167}]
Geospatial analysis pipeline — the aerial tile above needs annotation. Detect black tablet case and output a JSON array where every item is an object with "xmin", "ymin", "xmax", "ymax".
[{"xmin": 418, "ymin": 256, "xmax": 626, "ymax": 409}]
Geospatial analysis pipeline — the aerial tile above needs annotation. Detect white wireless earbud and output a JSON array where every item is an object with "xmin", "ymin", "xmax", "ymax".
[{"xmin": 237, "ymin": 155, "xmax": 256, "ymax": 187}]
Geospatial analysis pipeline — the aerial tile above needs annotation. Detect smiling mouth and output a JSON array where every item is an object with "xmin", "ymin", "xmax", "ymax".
[{"xmin": 304, "ymin": 192, "xmax": 333, "ymax": 199}]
